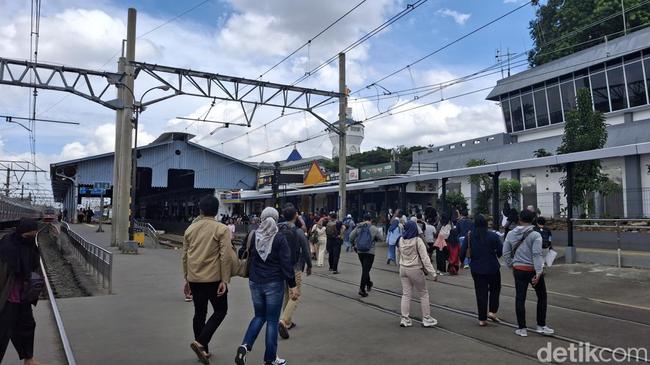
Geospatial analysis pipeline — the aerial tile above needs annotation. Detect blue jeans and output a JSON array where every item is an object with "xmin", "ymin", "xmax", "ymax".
[
  {"xmin": 387, "ymin": 244, "xmax": 396, "ymax": 262},
  {"xmin": 344, "ymin": 239, "xmax": 351, "ymax": 252},
  {"xmin": 242, "ymin": 280, "xmax": 285, "ymax": 363}
]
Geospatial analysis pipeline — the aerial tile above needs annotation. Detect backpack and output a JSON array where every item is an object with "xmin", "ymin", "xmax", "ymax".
[
  {"xmin": 387, "ymin": 227, "xmax": 401, "ymax": 246},
  {"xmin": 233, "ymin": 231, "xmax": 254, "ymax": 278},
  {"xmin": 355, "ymin": 225, "xmax": 373, "ymax": 253},
  {"xmin": 278, "ymin": 224, "xmax": 300, "ymax": 266},
  {"xmin": 326, "ymin": 221, "xmax": 339, "ymax": 239}
]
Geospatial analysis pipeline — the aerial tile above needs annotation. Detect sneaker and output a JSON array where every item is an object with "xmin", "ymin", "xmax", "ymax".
[
  {"xmin": 366, "ymin": 281, "xmax": 373, "ymax": 292},
  {"xmin": 184, "ymin": 296, "xmax": 193, "ymax": 302},
  {"xmin": 400, "ymin": 317, "xmax": 412, "ymax": 327},
  {"xmin": 332, "ymin": 271, "xmax": 339, "ymax": 274},
  {"xmin": 515, "ymin": 328, "xmax": 528, "ymax": 337},
  {"xmin": 536, "ymin": 325, "xmax": 555, "ymax": 335},
  {"xmin": 235, "ymin": 345, "xmax": 248, "ymax": 365},
  {"xmin": 278, "ymin": 321, "xmax": 290, "ymax": 339},
  {"xmin": 463, "ymin": 264, "xmax": 470, "ymax": 269},
  {"xmin": 422, "ymin": 315, "xmax": 438, "ymax": 327},
  {"xmin": 266, "ymin": 356, "xmax": 287, "ymax": 365},
  {"xmin": 358, "ymin": 290, "xmax": 368, "ymax": 297}
]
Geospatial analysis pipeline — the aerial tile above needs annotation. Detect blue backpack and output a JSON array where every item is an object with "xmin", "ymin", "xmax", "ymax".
[
  {"xmin": 387, "ymin": 227, "xmax": 401, "ymax": 246},
  {"xmin": 356, "ymin": 225, "xmax": 373, "ymax": 253}
]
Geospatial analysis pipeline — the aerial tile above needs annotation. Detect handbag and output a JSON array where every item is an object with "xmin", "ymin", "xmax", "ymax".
[
  {"xmin": 21, "ymin": 271, "xmax": 45, "ymax": 303},
  {"xmin": 231, "ymin": 232, "xmax": 254, "ymax": 278},
  {"xmin": 415, "ymin": 238, "xmax": 429, "ymax": 276}
]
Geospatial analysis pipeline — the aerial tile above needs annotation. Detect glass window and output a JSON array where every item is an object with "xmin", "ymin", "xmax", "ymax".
[
  {"xmin": 521, "ymin": 93, "xmax": 536, "ymax": 129},
  {"xmin": 510, "ymin": 96, "xmax": 524, "ymax": 132},
  {"xmin": 607, "ymin": 67, "xmax": 627, "ymax": 111},
  {"xmin": 560, "ymin": 81, "xmax": 576, "ymax": 119},
  {"xmin": 546, "ymin": 84, "xmax": 563, "ymax": 124},
  {"xmin": 534, "ymin": 88, "xmax": 549, "ymax": 126},
  {"xmin": 625, "ymin": 61, "xmax": 647, "ymax": 107},
  {"xmin": 606, "ymin": 57, "xmax": 622, "ymax": 68},
  {"xmin": 501, "ymin": 97, "xmax": 513, "ymax": 133},
  {"xmin": 623, "ymin": 52, "xmax": 641, "ymax": 63},
  {"xmin": 589, "ymin": 63, "xmax": 605, "ymax": 73},
  {"xmin": 575, "ymin": 76, "xmax": 590, "ymax": 92},
  {"xmin": 590, "ymin": 72, "xmax": 610, "ymax": 112}
]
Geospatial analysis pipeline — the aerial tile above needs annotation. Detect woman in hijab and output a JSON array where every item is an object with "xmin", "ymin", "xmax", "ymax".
[
  {"xmin": 396, "ymin": 221, "xmax": 437, "ymax": 328},
  {"xmin": 433, "ymin": 213, "xmax": 451, "ymax": 274},
  {"xmin": 236, "ymin": 207, "xmax": 297, "ymax": 365},
  {"xmin": 460, "ymin": 214, "xmax": 503, "ymax": 326},
  {"xmin": 385, "ymin": 217, "xmax": 401, "ymax": 265},
  {"xmin": 0, "ymin": 218, "xmax": 41, "ymax": 365}
]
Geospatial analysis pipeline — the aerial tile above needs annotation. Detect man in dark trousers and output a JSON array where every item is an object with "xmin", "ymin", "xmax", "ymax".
[
  {"xmin": 277, "ymin": 204, "xmax": 312, "ymax": 340},
  {"xmin": 325, "ymin": 212, "xmax": 345, "ymax": 274},
  {"xmin": 0, "ymin": 218, "xmax": 41, "ymax": 365},
  {"xmin": 183, "ymin": 196, "xmax": 232, "ymax": 364},
  {"xmin": 350, "ymin": 213, "xmax": 383, "ymax": 297}
]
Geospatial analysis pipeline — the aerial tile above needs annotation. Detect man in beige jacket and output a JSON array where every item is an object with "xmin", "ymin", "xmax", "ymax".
[{"xmin": 183, "ymin": 195, "xmax": 233, "ymax": 364}]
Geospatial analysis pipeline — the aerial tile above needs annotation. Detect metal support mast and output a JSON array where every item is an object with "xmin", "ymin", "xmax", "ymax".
[{"xmin": 338, "ymin": 53, "xmax": 347, "ymax": 220}]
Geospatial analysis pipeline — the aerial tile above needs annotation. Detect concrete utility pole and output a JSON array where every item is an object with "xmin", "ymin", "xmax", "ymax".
[
  {"xmin": 338, "ymin": 53, "xmax": 347, "ymax": 221},
  {"xmin": 114, "ymin": 8, "xmax": 136, "ymax": 248},
  {"xmin": 111, "ymin": 58, "xmax": 125, "ymax": 247}
]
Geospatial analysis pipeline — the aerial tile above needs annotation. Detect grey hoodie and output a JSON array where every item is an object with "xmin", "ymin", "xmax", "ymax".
[{"xmin": 502, "ymin": 225, "xmax": 544, "ymax": 275}]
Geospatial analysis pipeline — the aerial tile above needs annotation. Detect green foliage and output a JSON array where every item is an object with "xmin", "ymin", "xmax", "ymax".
[
  {"xmin": 466, "ymin": 159, "xmax": 493, "ymax": 214},
  {"xmin": 499, "ymin": 179, "xmax": 522, "ymax": 203},
  {"xmin": 557, "ymin": 89, "xmax": 609, "ymax": 214},
  {"xmin": 533, "ymin": 148, "xmax": 553, "ymax": 158},
  {"xmin": 321, "ymin": 145, "xmax": 425, "ymax": 174},
  {"xmin": 528, "ymin": 0, "xmax": 650, "ymax": 66},
  {"xmin": 445, "ymin": 191, "xmax": 468, "ymax": 212}
]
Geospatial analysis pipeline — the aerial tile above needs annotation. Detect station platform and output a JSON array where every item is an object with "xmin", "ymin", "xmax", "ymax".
[{"xmin": 10, "ymin": 223, "xmax": 649, "ymax": 364}]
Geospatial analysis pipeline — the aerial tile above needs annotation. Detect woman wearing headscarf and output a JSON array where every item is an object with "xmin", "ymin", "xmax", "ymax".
[
  {"xmin": 236, "ymin": 208, "xmax": 297, "ymax": 365},
  {"xmin": 385, "ymin": 218, "xmax": 401, "ymax": 265},
  {"xmin": 433, "ymin": 213, "xmax": 451, "ymax": 274},
  {"xmin": 0, "ymin": 218, "xmax": 41, "ymax": 365},
  {"xmin": 311, "ymin": 218, "xmax": 327, "ymax": 267},
  {"xmin": 460, "ymin": 214, "xmax": 503, "ymax": 326},
  {"xmin": 396, "ymin": 221, "xmax": 437, "ymax": 328}
]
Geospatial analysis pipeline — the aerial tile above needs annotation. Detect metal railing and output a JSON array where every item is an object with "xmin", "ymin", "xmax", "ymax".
[
  {"xmin": 36, "ymin": 226, "xmax": 77, "ymax": 365},
  {"xmin": 61, "ymin": 222, "xmax": 113, "ymax": 293},
  {"xmin": 571, "ymin": 218, "xmax": 650, "ymax": 268},
  {"xmin": 135, "ymin": 220, "xmax": 161, "ymax": 247}
]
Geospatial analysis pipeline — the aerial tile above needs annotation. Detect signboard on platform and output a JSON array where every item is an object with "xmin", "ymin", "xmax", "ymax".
[
  {"xmin": 360, "ymin": 162, "xmax": 396, "ymax": 180},
  {"xmin": 220, "ymin": 191, "xmax": 242, "ymax": 204},
  {"xmin": 79, "ymin": 187, "xmax": 106, "ymax": 197},
  {"xmin": 348, "ymin": 168, "xmax": 359, "ymax": 181},
  {"xmin": 93, "ymin": 182, "xmax": 110, "ymax": 190}
]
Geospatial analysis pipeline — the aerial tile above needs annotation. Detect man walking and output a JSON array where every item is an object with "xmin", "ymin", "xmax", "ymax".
[
  {"xmin": 350, "ymin": 213, "xmax": 383, "ymax": 297},
  {"xmin": 325, "ymin": 212, "xmax": 345, "ymax": 274},
  {"xmin": 456, "ymin": 210, "xmax": 474, "ymax": 269},
  {"xmin": 503, "ymin": 210, "xmax": 554, "ymax": 337},
  {"xmin": 277, "ymin": 204, "xmax": 312, "ymax": 340},
  {"xmin": 0, "ymin": 218, "xmax": 41, "ymax": 365},
  {"xmin": 342, "ymin": 214, "xmax": 356, "ymax": 252},
  {"xmin": 183, "ymin": 195, "xmax": 233, "ymax": 364}
]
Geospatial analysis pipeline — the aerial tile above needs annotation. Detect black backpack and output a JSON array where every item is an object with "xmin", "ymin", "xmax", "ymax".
[{"xmin": 278, "ymin": 224, "xmax": 300, "ymax": 266}]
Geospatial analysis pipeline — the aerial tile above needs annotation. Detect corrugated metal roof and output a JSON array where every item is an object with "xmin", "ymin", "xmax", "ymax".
[
  {"xmin": 50, "ymin": 134, "xmax": 259, "ymax": 200},
  {"xmin": 486, "ymin": 27, "xmax": 650, "ymax": 100}
]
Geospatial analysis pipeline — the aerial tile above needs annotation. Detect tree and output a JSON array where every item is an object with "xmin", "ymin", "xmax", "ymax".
[
  {"xmin": 444, "ymin": 191, "xmax": 468, "ymax": 213},
  {"xmin": 321, "ymin": 145, "xmax": 425, "ymax": 173},
  {"xmin": 499, "ymin": 179, "xmax": 522, "ymax": 205},
  {"xmin": 557, "ymin": 88, "xmax": 608, "ymax": 215},
  {"xmin": 528, "ymin": 0, "xmax": 650, "ymax": 66},
  {"xmin": 466, "ymin": 159, "xmax": 492, "ymax": 214},
  {"xmin": 533, "ymin": 148, "xmax": 552, "ymax": 158}
]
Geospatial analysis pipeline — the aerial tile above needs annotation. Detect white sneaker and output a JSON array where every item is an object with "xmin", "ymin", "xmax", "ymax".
[
  {"xmin": 515, "ymin": 328, "xmax": 528, "ymax": 337},
  {"xmin": 422, "ymin": 315, "xmax": 438, "ymax": 327},
  {"xmin": 270, "ymin": 357, "xmax": 287, "ymax": 365},
  {"xmin": 536, "ymin": 325, "xmax": 555, "ymax": 335},
  {"xmin": 235, "ymin": 345, "xmax": 247, "ymax": 365},
  {"xmin": 399, "ymin": 316, "xmax": 412, "ymax": 327}
]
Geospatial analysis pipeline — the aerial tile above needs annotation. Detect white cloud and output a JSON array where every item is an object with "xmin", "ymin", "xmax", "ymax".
[
  {"xmin": 0, "ymin": 0, "xmax": 506, "ymax": 177},
  {"xmin": 437, "ymin": 8, "xmax": 471, "ymax": 25}
]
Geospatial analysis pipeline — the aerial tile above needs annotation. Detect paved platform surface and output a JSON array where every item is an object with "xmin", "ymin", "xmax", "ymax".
[{"xmin": 26, "ymin": 224, "xmax": 650, "ymax": 364}]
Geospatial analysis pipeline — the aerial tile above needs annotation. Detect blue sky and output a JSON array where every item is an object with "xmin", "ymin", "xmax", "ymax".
[{"xmin": 0, "ymin": 0, "xmax": 542, "ymax": 176}]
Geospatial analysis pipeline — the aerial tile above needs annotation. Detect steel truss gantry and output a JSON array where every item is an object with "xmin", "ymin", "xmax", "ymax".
[{"xmin": 0, "ymin": 57, "xmax": 344, "ymax": 131}]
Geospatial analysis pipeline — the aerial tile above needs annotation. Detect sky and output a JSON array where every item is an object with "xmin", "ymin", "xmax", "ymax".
[{"xmin": 0, "ymin": 0, "xmax": 540, "ymax": 198}]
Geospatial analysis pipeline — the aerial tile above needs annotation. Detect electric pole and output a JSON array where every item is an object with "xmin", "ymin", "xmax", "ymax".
[
  {"xmin": 338, "ymin": 53, "xmax": 347, "ymax": 220},
  {"xmin": 115, "ymin": 8, "xmax": 136, "ymax": 248}
]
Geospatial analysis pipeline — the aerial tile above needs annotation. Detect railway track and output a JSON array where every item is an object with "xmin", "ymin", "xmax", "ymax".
[{"xmin": 310, "ymin": 271, "xmax": 649, "ymax": 363}]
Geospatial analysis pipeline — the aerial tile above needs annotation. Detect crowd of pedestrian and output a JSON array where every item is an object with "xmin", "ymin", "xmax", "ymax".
[{"xmin": 179, "ymin": 194, "xmax": 558, "ymax": 364}]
